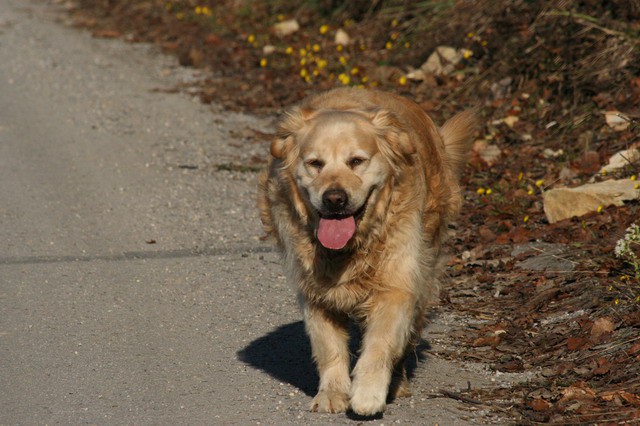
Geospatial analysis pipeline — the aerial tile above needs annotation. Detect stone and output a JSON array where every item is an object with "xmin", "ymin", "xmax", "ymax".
[{"xmin": 543, "ymin": 179, "xmax": 640, "ymax": 223}]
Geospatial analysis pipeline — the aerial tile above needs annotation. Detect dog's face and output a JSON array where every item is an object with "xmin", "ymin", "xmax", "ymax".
[
  {"xmin": 297, "ymin": 112, "xmax": 388, "ymax": 215},
  {"xmin": 272, "ymin": 109, "xmax": 414, "ymax": 250}
]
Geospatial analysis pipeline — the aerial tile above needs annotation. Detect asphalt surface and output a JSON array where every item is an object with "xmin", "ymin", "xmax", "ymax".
[{"xmin": 0, "ymin": 1, "xmax": 516, "ymax": 424}]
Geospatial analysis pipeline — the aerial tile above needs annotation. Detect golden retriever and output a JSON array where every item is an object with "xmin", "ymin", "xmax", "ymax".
[{"xmin": 258, "ymin": 88, "xmax": 477, "ymax": 416}]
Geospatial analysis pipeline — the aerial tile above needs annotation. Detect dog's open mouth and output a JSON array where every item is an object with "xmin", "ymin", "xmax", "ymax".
[{"xmin": 316, "ymin": 188, "xmax": 374, "ymax": 250}]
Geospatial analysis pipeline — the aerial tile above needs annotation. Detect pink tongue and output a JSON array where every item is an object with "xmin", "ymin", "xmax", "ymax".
[{"xmin": 317, "ymin": 216, "xmax": 356, "ymax": 250}]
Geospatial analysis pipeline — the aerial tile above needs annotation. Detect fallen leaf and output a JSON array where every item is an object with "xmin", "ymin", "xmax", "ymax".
[
  {"xmin": 272, "ymin": 19, "xmax": 299, "ymax": 37},
  {"xmin": 590, "ymin": 317, "xmax": 615, "ymax": 341},
  {"xmin": 559, "ymin": 382, "xmax": 596, "ymax": 403},
  {"xmin": 334, "ymin": 28, "xmax": 350, "ymax": 45},
  {"xmin": 93, "ymin": 29, "xmax": 122, "ymax": 39},
  {"xmin": 503, "ymin": 115, "xmax": 519, "ymax": 128},
  {"xmin": 262, "ymin": 45, "xmax": 276, "ymax": 55},
  {"xmin": 604, "ymin": 110, "xmax": 631, "ymax": 131},
  {"xmin": 600, "ymin": 390, "xmax": 640, "ymax": 407},
  {"xmin": 529, "ymin": 397, "xmax": 552, "ymax": 411},
  {"xmin": 600, "ymin": 145, "xmax": 640, "ymax": 174},
  {"xmin": 567, "ymin": 337, "xmax": 588, "ymax": 351},
  {"xmin": 472, "ymin": 334, "xmax": 502, "ymax": 347},
  {"xmin": 473, "ymin": 140, "xmax": 502, "ymax": 166},
  {"xmin": 420, "ymin": 46, "xmax": 463, "ymax": 75}
]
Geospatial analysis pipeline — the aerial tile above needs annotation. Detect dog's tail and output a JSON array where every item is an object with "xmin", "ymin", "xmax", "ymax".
[{"xmin": 440, "ymin": 108, "xmax": 480, "ymax": 177}]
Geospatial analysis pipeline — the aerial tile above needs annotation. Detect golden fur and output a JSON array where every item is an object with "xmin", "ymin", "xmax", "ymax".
[{"xmin": 258, "ymin": 88, "xmax": 477, "ymax": 416}]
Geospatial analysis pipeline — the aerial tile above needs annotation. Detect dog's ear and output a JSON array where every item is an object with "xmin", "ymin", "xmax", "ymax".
[
  {"xmin": 369, "ymin": 109, "xmax": 415, "ymax": 157},
  {"xmin": 270, "ymin": 136, "xmax": 293, "ymax": 159},
  {"xmin": 270, "ymin": 107, "xmax": 316, "ymax": 159}
]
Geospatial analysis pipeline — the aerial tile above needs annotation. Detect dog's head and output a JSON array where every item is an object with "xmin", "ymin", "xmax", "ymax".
[{"xmin": 270, "ymin": 107, "xmax": 415, "ymax": 250}]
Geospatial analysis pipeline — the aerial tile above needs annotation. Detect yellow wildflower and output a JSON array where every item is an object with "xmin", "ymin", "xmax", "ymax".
[
  {"xmin": 485, "ymin": 188, "xmax": 493, "ymax": 195},
  {"xmin": 523, "ymin": 215, "xmax": 529, "ymax": 223},
  {"xmin": 398, "ymin": 75, "xmax": 407, "ymax": 85},
  {"xmin": 535, "ymin": 179, "xmax": 544, "ymax": 187},
  {"xmin": 299, "ymin": 48, "xmax": 307, "ymax": 56},
  {"xmin": 338, "ymin": 73, "xmax": 350, "ymax": 85},
  {"xmin": 462, "ymin": 49, "xmax": 473, "ymax": 59},
  {"xmin": 631, "ymin": 175, "xmax": 637, "ymax": 181},
  {"xmin": 247, "ymin": 34, "xmax": 256, "ymax": 44},
  {"xmin": 350, "ymin": 67, "xmax": 359, "ymax": 75},
  {"xmin": 319, "ymin": 24, "xmax": 329, "ymax": 35},
  {"xmin": 312, "ymin": 44, "xmax": 321, "ymax": 52},
  {"xmin": 339, "ymin": 56, "xmax": 347, "ymax": 66},
  {"xmin": 477, "ymin": 188, "xmax": 486, "ymax": 195},
  {"xmin": 597, "ymin": 204, "xmax": 604, "ymax": 213},
  {"xmin": 336, "ymin": 44, "xmax": 343, "ymax": 52},
  {"xmin": 285, "ymin": 46, "xmax": 294, "ymax": 55},
  {"xmin": 404, "ymin": 42, "xmax": 411, "ymax": 49},
  {"xmin": 385, "ymin": 41, "xmax": 393, "ymax": 50}
]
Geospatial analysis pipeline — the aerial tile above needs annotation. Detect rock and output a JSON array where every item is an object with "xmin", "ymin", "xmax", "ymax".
[
  {"xmin": 334, "ymin": 28, "xmax": 350, "ymax": 45},
  {"xmin": 512, "ymin": 242, "xmax": 575, "ymax": 272},
  {"xmin": 543, "ymin": 179, "xmax": 640, "ymax": 223},
  {"xmin": 599, "ymin": 145, "xmax": 640, "ymax": 174},
  {"xmin": 272, "ymin": 19, "xmax": 299, "ymax": 37}
]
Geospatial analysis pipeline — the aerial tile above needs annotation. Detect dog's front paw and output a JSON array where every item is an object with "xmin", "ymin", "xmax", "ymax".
[
  {"xmin": 310, "ymin": 389, "xmax": 349, "ymax": 413},
  {"xmin": 349, "ymin": 382, "xmax": 387, "ymax": 416}
]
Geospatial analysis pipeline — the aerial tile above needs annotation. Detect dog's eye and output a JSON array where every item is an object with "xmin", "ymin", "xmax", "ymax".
[
  {"xmin": 306, "ymin": 159, "xmax": 324, "ymax": 170},
  {"xmin": 347, "ymin": 157, "xmax": 366, "ymax": 169}
]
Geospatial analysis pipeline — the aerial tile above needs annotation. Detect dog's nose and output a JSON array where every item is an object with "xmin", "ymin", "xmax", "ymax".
[{"xmin": 322, "ymin": 189, "xmax": 348, "ymax": 212}]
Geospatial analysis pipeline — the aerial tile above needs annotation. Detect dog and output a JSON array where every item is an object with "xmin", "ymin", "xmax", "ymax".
[{"xmin": 258, "ymin": 88, "xmax": 477, "ymax": 416}]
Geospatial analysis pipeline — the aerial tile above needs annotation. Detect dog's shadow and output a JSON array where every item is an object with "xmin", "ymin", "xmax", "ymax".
[
  {"xmin": 237, "ymin": 321, "xmax": 318, "ymax": 395},
  {"xmin": 237, "ymin": 320, "xmax": 430, "ymax": 397}
]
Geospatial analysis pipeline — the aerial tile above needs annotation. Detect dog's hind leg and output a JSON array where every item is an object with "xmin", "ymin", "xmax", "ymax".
[{"xmin": 304, "ymin": 303, "xmax": 351, "ymax": 413}]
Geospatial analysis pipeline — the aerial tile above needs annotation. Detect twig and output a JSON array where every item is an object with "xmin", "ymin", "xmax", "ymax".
[{"xmin": 439, "ymin": 389, "xmax": 485, "ymax": 405}]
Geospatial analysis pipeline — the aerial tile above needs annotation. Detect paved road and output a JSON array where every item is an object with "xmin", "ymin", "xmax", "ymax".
[{"xmin": 0, "ymin": 1, "xmax": 514, "ymax": 424}]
